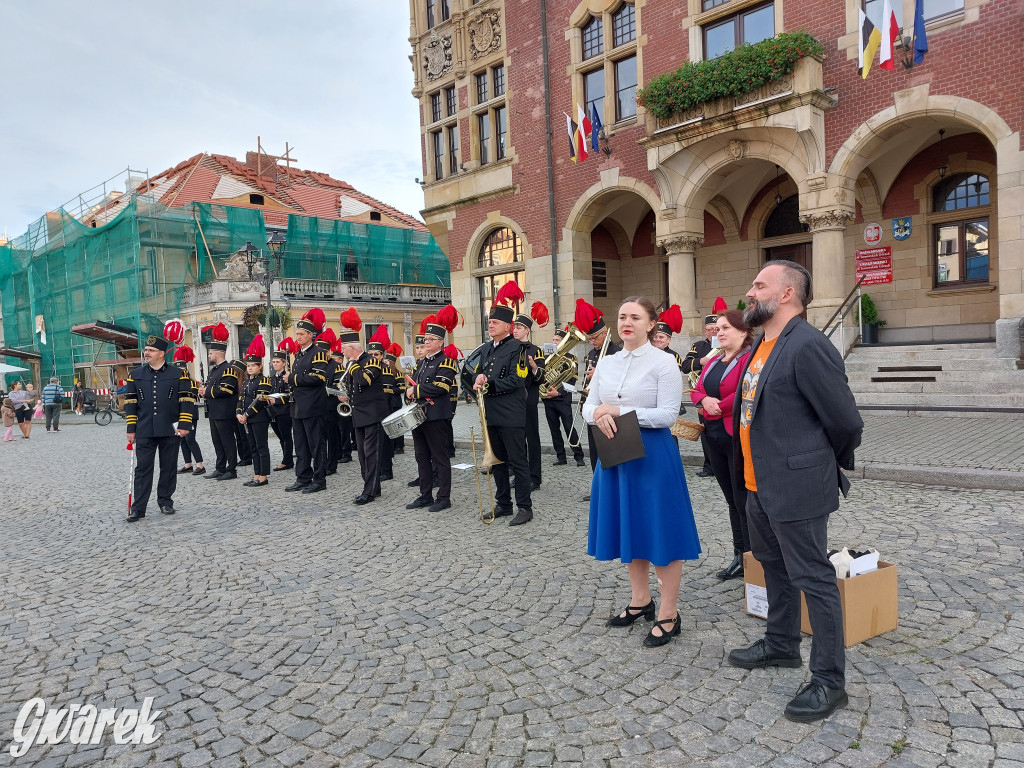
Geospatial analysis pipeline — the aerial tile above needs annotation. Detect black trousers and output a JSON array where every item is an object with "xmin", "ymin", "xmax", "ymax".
[
  {"xmin": 746, "ymin": 492, "xmax": 845, "ymax": 689},
  {"xmin": 524, "ymin": 399, "xmax": 542, "ymax": 485},
  {"xmin": 132, "ymin": 435, "xmax": 179, "ymax": 513},
  {"xmin": 235, "ymin": 420, "xmax": 251, "ymax": 462},
  {"xmin": 355, "ymin": 423, "xmax": 383, "ymax": 498},
  {"xmin": 340, "ymin": 415, "xmax": 355, "ymax": 459},
  {"xmin": 179, "ymin": 429, "xmax": 204, "ymax": 464},
  {"xmin": 325, "ymin": 409, "xmax": 341, "ymax": 471},
  {"xmin": 487, "ymin": 424, "xmax": 531, "ymax": 511},
  {"xmin": 705, "ymin": 427, "xmax": 748, "ymax": 554},
  {"xmin": 413, "ymin": 420, "xmax": 451, "ymax": 500},
  {"xmin": 246, "ymin": 421, "xmax": 271, "ymax": 476},
  {"xmin": 697, "ymin": 412, "xmax": 712, "ymax": 472},
  {"xmin": 544, "ymin": 398, "xmax": 583, "ymax": 462},
  {"xmin": 270, "ymin": 413, "xmax": 293, "ymax": 466},
  {"xmin": 445, "ymin": 417, "xmax": 455, "ymax": 457},
  {"xmin": 293, "ymin": 415, "xmax": 326, "ymax": 485},
  {"xmin": 381, "ymin": 420, "xmax": 395, "ymax": 475},
  {"xmin": 209, "ymin": 419, "xmax": 237, "ymax": 473}
]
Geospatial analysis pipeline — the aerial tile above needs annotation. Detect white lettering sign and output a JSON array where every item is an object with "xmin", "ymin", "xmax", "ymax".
[{"xmin": 8, "ymin": 698, "xmax": 162, "ymax": 757}]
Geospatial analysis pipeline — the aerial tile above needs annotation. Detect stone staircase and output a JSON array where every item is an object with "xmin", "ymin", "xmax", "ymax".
[{"xmin": 844, "ymin": 342, "xmax": 1024, "ymax": 417}]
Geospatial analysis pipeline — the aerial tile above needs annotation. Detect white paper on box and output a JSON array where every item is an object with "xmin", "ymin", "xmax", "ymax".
[
  {"xmin": 849, "ymin": 551, "xmax": 880, "ymax": 577},
  {"xmin": 746, "ymin": 583, "xmax": 769, "ymax": 618}
]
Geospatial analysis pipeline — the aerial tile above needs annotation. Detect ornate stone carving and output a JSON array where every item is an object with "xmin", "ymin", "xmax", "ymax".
[
  {"xmin": 423, "ymin": 31, "xmax": 453, "ymax": 81},
  {"xmin": 655, "ymin": 105, "xmax": 703, "ymax": 131},
  {"xmin": 659, "ymin": 235, "xmax": 704, "ymax": 254},
  {"xmin": 219, "ymin": 252, "xmax": 261, "ymax": 280},
  {"xmin": 229, "ymin": 282, "xmax": 260, "ymax": 295},
  {"xmin": 468, "ymin": 11, "xmax": 501, "ymax": 59},
  {"xmin": 735, "ymin": 74, "xmax": 794, "ymax": 108},
  {"xmin": 728, "ymin": 140, "xmax": 747, "ymax": 159},
  {"xmin": 799, "ymin": 209, "xmax": 855, "ymax": 232}
]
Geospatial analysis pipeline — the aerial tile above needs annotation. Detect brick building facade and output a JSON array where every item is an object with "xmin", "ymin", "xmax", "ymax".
[{"xmin": 409, "ymin": 0, "xmax": 1024, "ymax": 355}]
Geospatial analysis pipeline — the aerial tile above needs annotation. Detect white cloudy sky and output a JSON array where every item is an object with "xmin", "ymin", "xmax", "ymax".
[{"xmin": 0, "ymin": 1, "xmax": 426, "ymax": 239}]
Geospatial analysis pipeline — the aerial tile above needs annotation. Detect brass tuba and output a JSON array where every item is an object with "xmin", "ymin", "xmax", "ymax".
[{"xmin": 541, "ymin": 322, "xmax": 589, "ymax": 391}]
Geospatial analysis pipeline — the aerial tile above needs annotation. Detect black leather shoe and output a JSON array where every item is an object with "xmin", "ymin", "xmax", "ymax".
[
  {"xmin": 696, "ymin": 468, "xmax": 714, "ymax": 478},
  {"xmin": 784, "ymin": 682, "xmax": 849, "ymax": 723},
  {"xmin": 217, "ymin": 472, "xmax": 237, "ymax": 481},
  {"xmin": 243, "ymin": 480, "xmax": 256, "ymax": 487},
  {"xmin": 381, "ymin": 471, "xmax": 394, "ymax": 481},
  {"xmin": 325, "ymin": 468, "xmax": 337, "ymax": 476},
  {"xmin": 493, "ymin": 505, "xmax": 514, "ymax": 518},
  {"xmin": 238, "ymin": 459, "xmax": 253, "ymax": 466},
  {"xmin": 339, "ymin": 456, "xmax": 352, "ymax": 464},
  {"xmin": 302, "ymin": 483, "xmax": 326, "ymax": 494},
  {"xmin": 531, "ymin": 481, "xmax": 541, "ymax": 491},
  {"xmin": 353, "ymin": 494, "xmax": 373, "ymax": 505},
  {"xmin": 575, "ymin": 457, "xmax": 586, "ymax": 467},
  {"xmin": 160, "ymin": 505, "xmax": 175, "ymax": 515},
  {"xmin": 552, "ymin": 457, "xmax": 568, "ymax": 466},
  {"xmin": 204, "ymin": 471, "xmax": 224, "ymax": 480},
  {"xmin": 406, "ymin": 496, "xmax": 433, "ymax": 509},
  {"xmin": 509, "ymin": 508, "xmax": 533, "ymax": 526},
  {"xmin": 192, "ymin": 467, "xmax": 206, "ymax": 476},
  {"xmin": 177, "ymin": 466, "xmax": 193, "ymax": 474},
  {"xmin": 273, "ymin": 464, "xmax": 293, "ymax": 471},
  {"xmin": 284, "ymin": 481, "xmax": 310, "ymax": 492},
  {"xmin": 250, "ymin": 479, "xmax": 268, "ymax": 487},
  {"xmin": 408, "ymin": 478, "xmax": 421, "ymax": 487},
  {"xmin": 716, "ymin": 554, "xmax": 744, "ymax": 580},
  {"xmin": 126, "ymin": 510, "xmax": 145, "ymax": 522},
  {"xmin": 643, "ymin": 615, "xmax": 681, "ymax": 648},
  {"xmin": 583, "ymin": 494, "xmax": 591, "ymax": 501},
  {"xmin": 428, "ymin": 498, "xmax": 451, "ymax": 513},
  {"xmin": 728, "ymin": 639, "xmax": 803, "ymax": 670},
  {"xmin": 606, "ymin": 599, "xmax": 656, "ymax": 627}
]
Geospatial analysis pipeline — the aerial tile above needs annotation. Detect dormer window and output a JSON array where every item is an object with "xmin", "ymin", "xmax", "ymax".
[{"xmin": 249, "ymin": 193, "xmax": 265, "ymax": 205}]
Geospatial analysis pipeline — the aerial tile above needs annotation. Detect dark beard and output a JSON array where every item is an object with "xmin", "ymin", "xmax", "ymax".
[{"xmin": 743, "ymin": 295, "xmax": 778, "ymax": 327}]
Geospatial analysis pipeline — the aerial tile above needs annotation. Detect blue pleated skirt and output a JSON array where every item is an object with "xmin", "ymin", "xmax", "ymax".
[{"xmin": 588, "ymin": 427, "xmax": 702, "ymax": 567}]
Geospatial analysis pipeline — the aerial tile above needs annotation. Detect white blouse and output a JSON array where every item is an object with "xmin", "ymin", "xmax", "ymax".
[{"xmin": 582, "ymin": 342, "xmax": 682, "ymax": 429}]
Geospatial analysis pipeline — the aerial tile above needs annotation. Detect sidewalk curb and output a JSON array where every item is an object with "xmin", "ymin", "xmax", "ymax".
[{"xmin": 853, "ymin": 462, "xmax": 1024, "ymax": 491}]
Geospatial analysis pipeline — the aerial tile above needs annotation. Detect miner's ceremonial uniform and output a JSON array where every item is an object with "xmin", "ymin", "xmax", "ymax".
[
  {"xmin": 380, "ymin": 357, "xmax": 399, "ymax": 480},
  {"xmin": 239, "ymin": 370, "xmax": 273, "ymax": 479},
  {"xmin": 125, "ymin": 357, "xmax": 194, "ymax": 519},
  {"xmin": 407, "ymin": 346, "xmax": 458, "ymax": 509},
  {"xmin": 682, "ymin": 327, "xmax": 715, "ymax": 475},
  {"xmin": 230, "ymin": 360, "xmax": 253, "ymax": 466},
  {"xmin": 521, "ymin": 340, "xmax": 546, "ymax": 488},
  {"xmin": 543, "ymin": 332, "xmax": 584, "ymax": 466},
  {"xmin": 204, "ymin": 358, "xmax": 240, "ymax": 477},
  {"xmin": 287, "ymin": 342, "xmax": 331, "ymax": 491},
  {"xmin": 269, "ymin": 363, "xmax": 293, "ymax": 470},
  {"xmin": 346, "ymin": 352, "xmax": 390, "ymax": 502}
]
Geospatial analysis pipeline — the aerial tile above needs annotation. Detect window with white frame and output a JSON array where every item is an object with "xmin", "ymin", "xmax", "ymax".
[{"xmin": 574, "ymin": 4, "xmax": 638, "ymax": 127}]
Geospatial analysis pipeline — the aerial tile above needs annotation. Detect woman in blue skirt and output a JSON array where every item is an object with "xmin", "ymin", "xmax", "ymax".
[{"xmin": 583, "ymin": 296, "xmax": 702, "ymax": 647}]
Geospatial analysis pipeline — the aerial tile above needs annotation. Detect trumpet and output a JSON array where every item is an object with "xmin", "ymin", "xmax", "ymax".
[{"xmin": 326, "ymin": 385, "xmax": 352, "ymax": 417}]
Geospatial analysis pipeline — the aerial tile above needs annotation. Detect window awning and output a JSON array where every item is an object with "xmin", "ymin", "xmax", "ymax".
[{"xmin": 70, "ymin": 321, "xmax": 140, "ymax": 348}]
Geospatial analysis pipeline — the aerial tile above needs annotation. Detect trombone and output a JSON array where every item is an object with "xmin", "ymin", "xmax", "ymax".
[{"xmin": 470, "ymin": 385, "xmax": 502, "ymax": 524}]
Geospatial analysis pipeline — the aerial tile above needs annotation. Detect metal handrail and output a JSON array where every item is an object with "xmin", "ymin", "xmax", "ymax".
[{"xmin": 822, "ymin": 275, "xmax": 866, "ymax": 357}]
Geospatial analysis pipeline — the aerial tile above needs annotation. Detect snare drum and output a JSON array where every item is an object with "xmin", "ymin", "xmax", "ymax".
[{"xmin": 382, "ymin": 402, "xmax": 427, "ymax": 439}]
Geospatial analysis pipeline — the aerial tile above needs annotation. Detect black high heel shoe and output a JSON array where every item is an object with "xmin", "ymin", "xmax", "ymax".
[
  {"xmin": 643, "ymin": 614, "xmax": 681, "ymax": 647},
  {"xmin": 606, "ymin": 599, "xmax": 656, "ymax": 627}
]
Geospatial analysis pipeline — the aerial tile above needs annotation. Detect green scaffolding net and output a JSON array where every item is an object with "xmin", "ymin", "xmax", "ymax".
[{"xmin": 1, "ymin": 196, "xmax": 450, "ymax": 390}]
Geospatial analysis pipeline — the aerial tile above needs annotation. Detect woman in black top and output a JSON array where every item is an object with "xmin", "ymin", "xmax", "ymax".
[{"xmin": 238, "ymin": 337, "xmax": 273, "ymax": 487}]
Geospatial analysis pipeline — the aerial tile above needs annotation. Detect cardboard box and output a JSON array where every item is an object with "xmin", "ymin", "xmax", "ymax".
[{"xmin": 743, "ymin": 551, "xmax": 898, "ymax": 646}]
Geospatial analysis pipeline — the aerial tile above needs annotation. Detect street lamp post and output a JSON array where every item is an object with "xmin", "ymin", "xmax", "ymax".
[{"xmin": 239, "ymin": 231, "xmax": 286, "ymax": 367}]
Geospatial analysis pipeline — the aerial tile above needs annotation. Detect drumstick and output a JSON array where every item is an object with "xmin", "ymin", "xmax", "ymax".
[{"xmin": 405, "ymin": 374, "xmax": 433, "ymax": 405}]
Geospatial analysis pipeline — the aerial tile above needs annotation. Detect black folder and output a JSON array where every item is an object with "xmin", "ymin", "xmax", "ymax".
[{"xmin": 592, "ymin": 410, "xmax": 646, "ymax": 469}]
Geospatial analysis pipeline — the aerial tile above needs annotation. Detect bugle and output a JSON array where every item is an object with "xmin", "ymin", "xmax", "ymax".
[{"xmin": 326, "ymin": 385, "xmax": 352, "ymax": 417}]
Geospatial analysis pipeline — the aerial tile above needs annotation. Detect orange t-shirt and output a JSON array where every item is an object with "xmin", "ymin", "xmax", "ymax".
[{"xmin": 738, "ymin": 336, "xmax": 778, "ymax": 492}]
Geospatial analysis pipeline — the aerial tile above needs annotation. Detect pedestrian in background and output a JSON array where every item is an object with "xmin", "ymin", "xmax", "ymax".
[
  {"xmin": 9, "ymin": 381, "xmax": 35, "ymax": 439},
  {"xmin": 2, "ymin": 394, "xmax": 15, "ymax": 441},
  {"xmin": 42, "ymin": 376, "xmax": 65, "ymax": 432},
  {"xmin": 72, "ymin": 379, "xmax": 84, "ymax": 414}
]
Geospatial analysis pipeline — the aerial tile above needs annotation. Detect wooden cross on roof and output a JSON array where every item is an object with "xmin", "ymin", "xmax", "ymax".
[{"xmin": 256, "ymin": 136, "xmax": 299, "ymax": 177}]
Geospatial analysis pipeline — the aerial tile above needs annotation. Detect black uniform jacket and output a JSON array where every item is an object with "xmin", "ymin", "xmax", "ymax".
[
  {"xmin": 472, "ymin": 335, "xmax": 528, "ymax": 428},
  {"xmin": 238, "ymin": 375, "xmax": 273, "ymax": 424},
  {"xmin": 345, "ymin": 352, "xmax": 390, "ymax": 428},
  {"xmin": 125, "ymin": 363, "xmax": 194, "ymax": 437},
  {"xmin": 681, "ymin": 338, "xmax": 712, "ymax": 377},
  {"xmin": 289, "ymin": 344, "xmax": 331, "ymax": 419},
  {"xmin": 204, "ymin": 360, "xmax": 238, "ymax": 420},
  {"xmin": 521, "ymin": 342, "xmax": 547, "ymax": 407},
  {"xmin": 410, "ymin": 352, "xmax": 459, "ymax": 422},
  {"xmin": 269, "ymin": 369, "xmax": 291, "ymax": 414},
  {"xmin": 663, "ymin": 347, "xmax": 685, "ymax": 372}
]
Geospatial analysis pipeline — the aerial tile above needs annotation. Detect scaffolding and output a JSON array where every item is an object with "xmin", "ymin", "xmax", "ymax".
[{"xmin": 0, "ymin": 184, "xmax": 450, "ymax": 389}]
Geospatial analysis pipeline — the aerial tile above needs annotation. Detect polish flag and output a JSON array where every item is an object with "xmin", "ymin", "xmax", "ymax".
[{"xmin": 879, "ymin": 0, "xmax": 898, "ymax": 71}]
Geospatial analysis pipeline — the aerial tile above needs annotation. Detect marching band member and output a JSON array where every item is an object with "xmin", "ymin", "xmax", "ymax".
[
  {"xmin": 683, "ymin": 297, "xmax": 727, "ymax": 477},
  {"xmin": 652, "ymin": 304, "xmax": 686, "ymax": 372},
  {"xmin": 269, "ymin": 338, "xmax": 297, "ymax": 471},
  {"xmin": 584, "ymin": 296, "xmax": 701, "ymax": 648},
  {"xmin": 326, "ymin": 337, "xmax": 348, "ymax": 475},
  {"xmin": 574, "ymin": 299, "xmax": 622, "ymax": 475},
  {"xmin": 198, "ymin": 322, "xmax": 239, "ymax": 481},
  {"xmin": 284, "ymin": 308, "xmax": 331, "ymax": 494},
  {"xmin": 542, "ymin": 325, "xmax": 585, "ymax": 467},
  {"xmin": 511, "ymin": 302, "xmax": 548, "ymax": 491},
  {"xmin": 472, "ymin": 282, "xmax": 534, "ymax": 526},
  {"xmin": 407, "ymin": 322, "xmax": 436, "ymax": 490},
  {"xmin": 405, "ymin": 316, "xmax": 459, "ymax": 513},
  {"xmin": 385, "ymin": 342, "xmax": 406, "ymax": 457},
  {"xmin": 237, "ymin": 335, "xmax": 273, "ymax": 487},
  {"xmin": 172, "ymin": 344, "xmax": 206, "ymax": 475},
  {"xmin": 435, "ymin": 304, "xmax": 462, "ymax": 458},
  {"xmin": 367, "ymin": 325, "xmax": 395, "ymax": 482},
  {"xmin": 229, "ymin": 356, "xmax": 253, "ymax": 468},
  {"xmin": 339, "ymin": 308, "xmax": 390, "ymax": 505}
]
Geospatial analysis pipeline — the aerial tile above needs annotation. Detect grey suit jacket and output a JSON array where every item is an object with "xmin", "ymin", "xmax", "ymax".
[{"xmin": 732, "ymin": 315, "xmax": 863, "ymax": 522}]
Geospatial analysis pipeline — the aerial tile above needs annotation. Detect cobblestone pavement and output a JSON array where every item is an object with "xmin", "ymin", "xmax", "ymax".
[{"xmin": 1, "ymin": 423, "xmax": 1022, "ymax": 767}]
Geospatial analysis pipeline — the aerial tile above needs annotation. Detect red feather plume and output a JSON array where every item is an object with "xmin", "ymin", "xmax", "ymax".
[
  {"xmin": 658, "ymin": 304, "xmax": 683, "ymax": 335},
  {"xmin": 340, "ymin": 307, "xmax": 362, "ymax": 332},
  {"xmin": 302, "ymin": 307, "xmax": 326, "ymax": 331},
  {"xmin": 530, "ymin": 301, "xmax": 549, "ymax": 328},
  {"xmin": 573, "ymin": 299, "xmax": 603, "ymax": 334},
  {"xmin": 210, "ymin": 322, "xmax": 229, "ymax": 342},
  {"xmin": 173, "ymin": 345, "xmax": 195, "ymax": 363},
  {"xmin": 711, "ymin": 296, "xmax": 728, "ymax": 315},
  {"xmin": 435, "ymin": 304, "xmax": 461, "ymax": 333},
  {"xmin": 494, "ymin": 281, "xmax": 525, "ymax": 309},
  {"xmin": 246, "ymin": 334, "xmax": 266, "ymax": 358},
  {"xmin": 387, "ymin": 342, "xmax": 404, "ymax": 357},
  {"xmin": 369, "ymin": 324, "xmax": 391, "ymax": 347},
  {"xmin": 419, "ymin": 315, "xmax": 437, "ymax": 335},
  {"xmin": 277, "ymin": 337, "xmax": 299, "ymax": 355},
  {"xmin": 318, "ymin": 328, "xmax": 338, "ymax": 347},
  {"xmin": 330, "ymin": 339, "xmax": 344, "ymax": 354},
  {"xmin": 163, "ymin": 318, "xmax": 185, "ymax": 345},
  {"xmin": 443, "ymin": 344, "xmax": 463, "ymax": 361}
]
